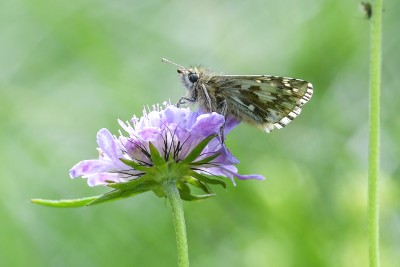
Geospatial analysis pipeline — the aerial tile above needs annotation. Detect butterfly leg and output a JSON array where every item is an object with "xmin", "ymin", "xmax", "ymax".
[
  {"xmin": 200, "ymin": 84, "xmax": 213, "ymax": 111},
  {"xmin": 176, "ymin": 96, "xmax": 197, "ymax": 108},
  {"xmin": 177, "ymin": 84, "xmax": 199, "ymax": 107},
  {"xmin": 217, "ymin": 100, "xmax": 228, "ymax": 144}
]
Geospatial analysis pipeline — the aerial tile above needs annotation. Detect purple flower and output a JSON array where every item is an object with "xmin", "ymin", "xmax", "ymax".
[{"xmin": 70, "ymin": 103, "xmax": 264, "ymax": 200}]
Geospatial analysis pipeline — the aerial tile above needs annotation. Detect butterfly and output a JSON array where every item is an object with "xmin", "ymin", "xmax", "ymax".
[{"xmin": 162, "ymin": 58, "xmax": 313, "ymax": 135}]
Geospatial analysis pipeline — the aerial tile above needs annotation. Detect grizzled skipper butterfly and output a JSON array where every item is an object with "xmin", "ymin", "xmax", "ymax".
[{"xmin": 162, "ymin": 58, "xmax": 313, "ymax": 135}]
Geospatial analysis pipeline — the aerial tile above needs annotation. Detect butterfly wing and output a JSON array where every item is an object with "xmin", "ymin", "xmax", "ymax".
[{"xmin": 206, "ymin": 75, "xmax": 313, "ymax": 132}]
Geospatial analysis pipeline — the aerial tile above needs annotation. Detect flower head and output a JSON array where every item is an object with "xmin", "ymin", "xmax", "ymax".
[{"xmin": 70, "ymin": 103, "xmax": 264, "ymax": 202}]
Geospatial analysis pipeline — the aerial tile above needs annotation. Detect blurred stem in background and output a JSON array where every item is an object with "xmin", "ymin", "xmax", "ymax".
[{"xmin": 368, "ymin": 0, "xmax": 382, "ymax": 267}]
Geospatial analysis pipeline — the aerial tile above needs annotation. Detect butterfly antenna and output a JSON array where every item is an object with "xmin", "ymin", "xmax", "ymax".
[{"xmin": 161, "ymin": 58, "xmax": 186, "ymax": 70}]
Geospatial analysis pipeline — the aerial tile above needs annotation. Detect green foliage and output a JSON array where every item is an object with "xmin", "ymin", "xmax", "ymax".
[{"xmin": 31, "ymin": 196, "xmax": 99, "ymax": 208}]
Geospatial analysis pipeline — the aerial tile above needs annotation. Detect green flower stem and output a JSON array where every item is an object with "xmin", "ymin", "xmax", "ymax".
[
  {"xmin": 163, "ymin": 180, "xmax": 189, "ymax": 267},
  {"xmin": 368, "ymin": 1, "xmax": 382, "ymax": 267}
]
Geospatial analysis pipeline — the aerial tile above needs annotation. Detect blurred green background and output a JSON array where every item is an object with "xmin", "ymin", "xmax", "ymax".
[{"xmin": 1, "ymin": 0, "xmax": 399, "ymax": 266}]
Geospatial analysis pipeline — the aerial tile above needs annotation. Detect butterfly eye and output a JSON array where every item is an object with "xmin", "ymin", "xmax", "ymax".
[{"xmin": 188, "ymin": 73, "xmax": 199, "ymax": 83}]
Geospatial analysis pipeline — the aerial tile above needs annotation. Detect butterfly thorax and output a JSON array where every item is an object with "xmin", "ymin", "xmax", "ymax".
[{"xmin": 178, "ymin": 66, "xmax": 219, "ymax": 112}]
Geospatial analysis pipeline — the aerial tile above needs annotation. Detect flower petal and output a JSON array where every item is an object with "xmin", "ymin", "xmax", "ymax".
[
  {"xmin": 122, "ymin": 138, "xmax": 152, "ymax": 165},
  {"xmin": 207, "ymin": 142, "xmax": 240, "ymax": 165},
  {"xmin": 69, "ymin": 160, "xmax": 113, "ymax": 178},
  {"xmin": 138, "ymin": 127, "xmax": 161, "ymax": 141},
  {"xmin": 190, "ymin": 112, "xmax": 225, "ymax": 137},
  {"xmin": 224, "ymin": 114, "xmax": 241, "ymax": 134},
  {"xmin": 97, "ymin": 128, "xmax": 122, "ymax": 161},
  {"xmin": 163, "ymin": 105, "xmax": 184, "ymax": 123},
  {"xmin": 232, "ymin": 172, "xmax": 265, "ymax": 180},
  {"xmin": 86, "ymin": 173, "xmax": 123, "ymax": 186},
  {"xmin": 222, "ymin": 166, "xmax": 266, "ymax": 181}
]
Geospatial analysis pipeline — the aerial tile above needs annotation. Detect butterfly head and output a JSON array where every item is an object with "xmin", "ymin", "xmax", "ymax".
[
  {"xmin": 177, "ymin": 68, "xmax": 200, "ymax": 89},
  {"xmin": 161, "ymin": 58, "xmax": 199, "ymax": 89}
]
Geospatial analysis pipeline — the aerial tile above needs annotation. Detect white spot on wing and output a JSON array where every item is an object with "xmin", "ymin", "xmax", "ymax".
[
  {"xmin": 280, "ymin": 117, "xmax": 291, "ymax": 125},
  {"xmin": 264, "ymin": 123, "xmax": 274, "ymax": 133},
  {"xmin": 292, "ymin": 106, "xmax": 301, "ymax": 115},
  {"xmin": 299, "ymin": 99, "xmax": 308, "ymax": 105}
]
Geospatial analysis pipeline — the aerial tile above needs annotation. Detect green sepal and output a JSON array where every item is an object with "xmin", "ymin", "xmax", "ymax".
[
  {"xmin": 31, "ymin": 196, "xmax": 100, "ymax": 208},
  {"xmin": 177, "ymin": 179, "xmax": 191, "ymax": 193},
  {"xmin": 188, "ymin": 170, "xmax": 226, "ymax": 188},
  {"xmin": 87, "ymin": 181, "xmax": 159, "ymax": 206},
  {"xmin": 183, "ymin": 176, "xmax": 212, "ymax": 194},
  {"xmin": 175, "ymin": 180, "xmax": 213, "ymax": 201},
  {"xmin": 106, "ymin": 173, "xmax": 153, "ymax": 190},
  {"xmin": 181, "ymin": 134, "xmax": 217, "ymax": 164},
  {"xmin": 119, "ymin": 158, "xmax": 151, "ymax": 172},
  {"xmin": 176, "ymin": 179, "xmax": 215, "ymax": 201},
  {"xmin": 149, "ymin": 142, "xmax": 165, "ymax": 166},
  {"xmin": 152, "ymin": 187, "xmax": 166, "ymax": 198},
  {"xmin": 179, "ymin": 189, "xmax": 215, "ymax": 201},
  {"xmin": 189, "ymin": 153, "xmax": 220, "ymax": 166}
]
